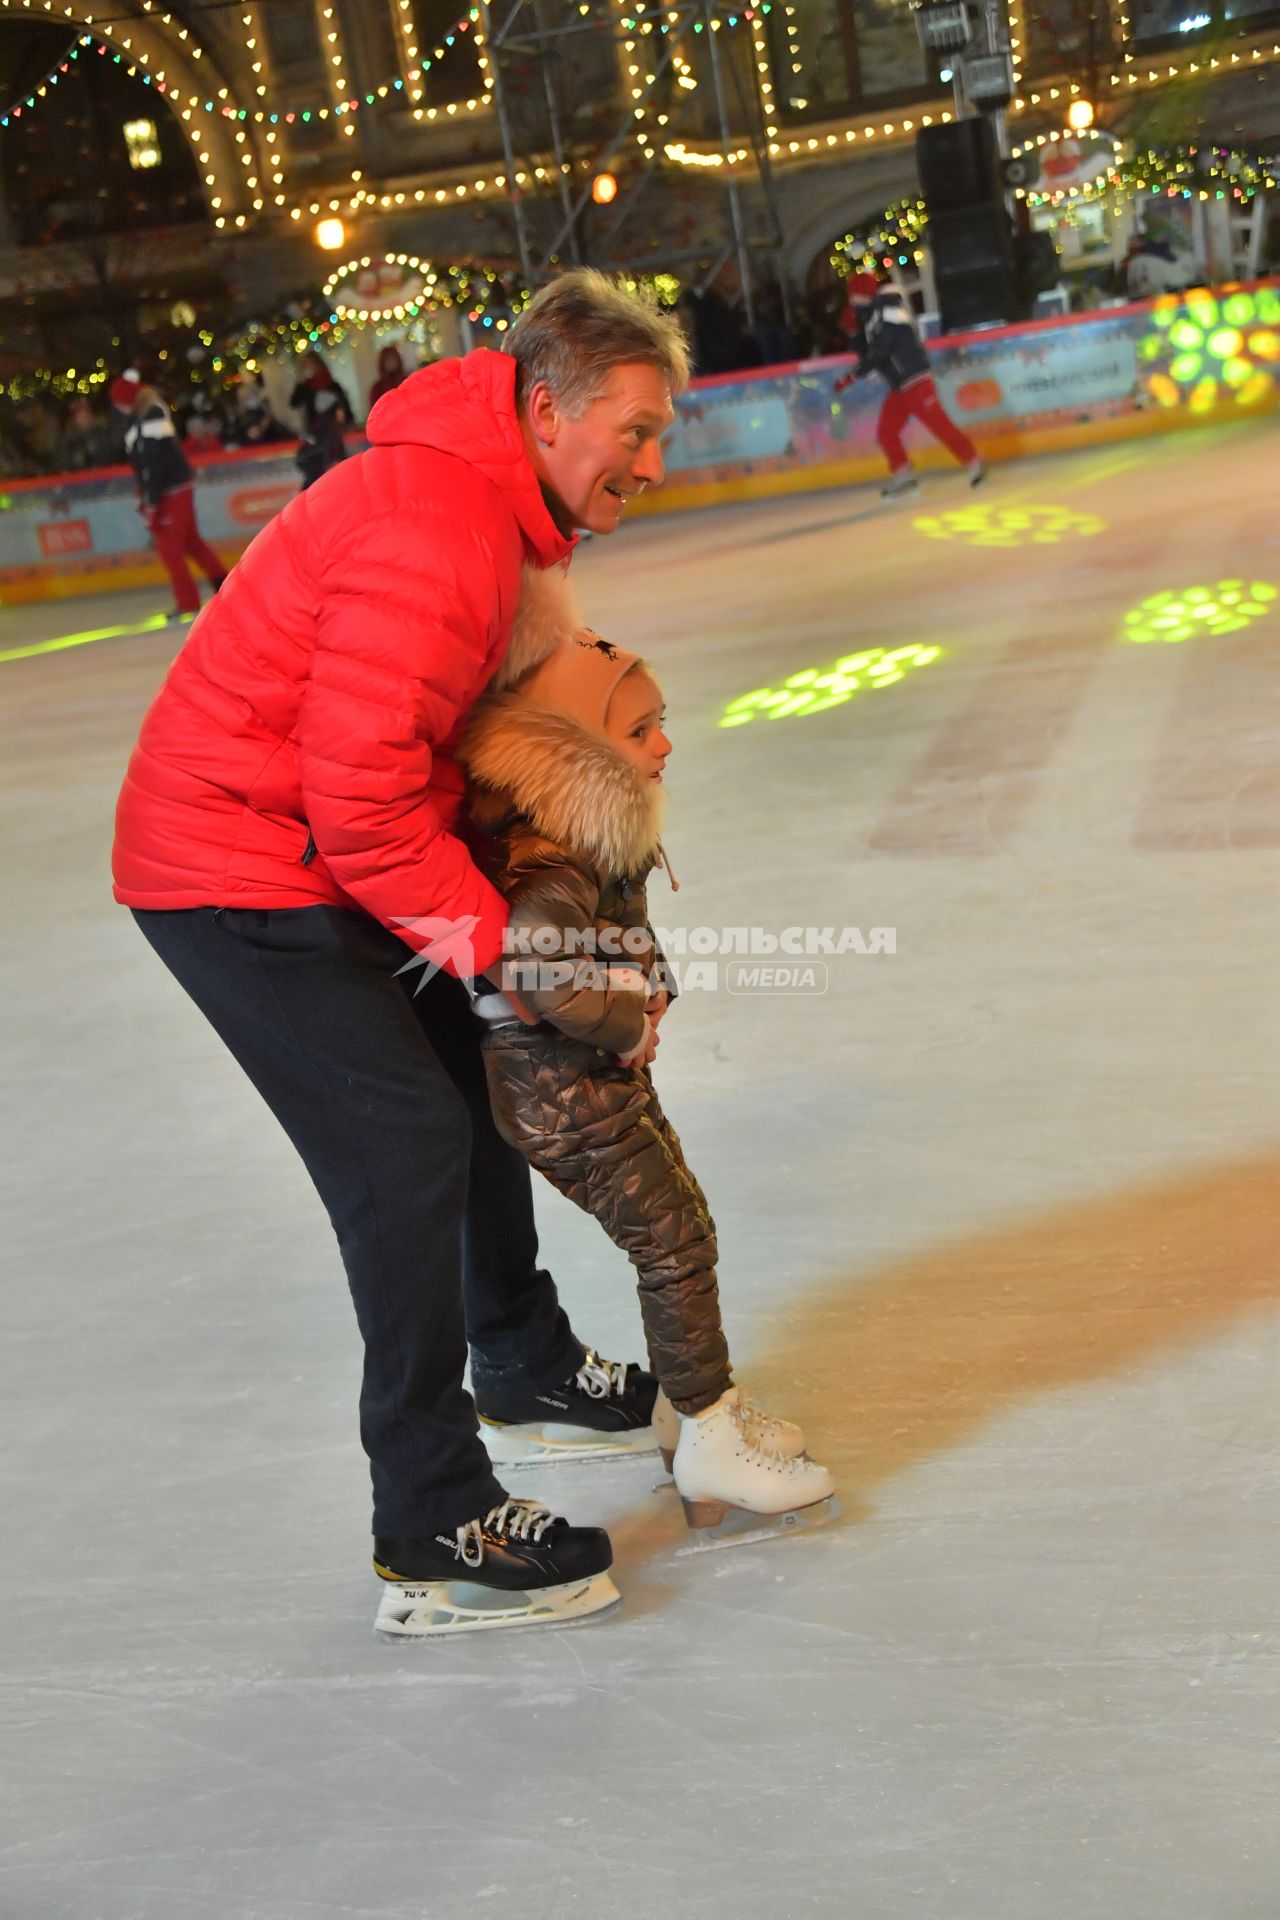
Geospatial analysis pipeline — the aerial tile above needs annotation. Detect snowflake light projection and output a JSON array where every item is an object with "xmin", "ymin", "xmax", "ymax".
[
  {"xmin": 1123, "ymin": 580, "xmax": 1277, "ymax": 644},
  {"xmin": 719, "ymin": 645, "xmax": 942, "ymax": 726},
  {"xmin": 913, "ymin": 504, "xmax": 1105, "ymax": 548}
]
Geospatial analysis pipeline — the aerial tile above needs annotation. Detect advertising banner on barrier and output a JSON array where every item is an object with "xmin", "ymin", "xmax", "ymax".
[
  {"xmin": 934, "ymin": 314, "xmax": 1139, "ymax": 425},
  {"xmin": 0, "ymin": 448, "xmax": 306, "ymax": 584},
  {"xmin": 4, "ymin": 282, "xmax": 1280, "ymax": 600},
  {"xmin": 655, "ymin": 281, "xmax": 1280, "ymax": 489}
]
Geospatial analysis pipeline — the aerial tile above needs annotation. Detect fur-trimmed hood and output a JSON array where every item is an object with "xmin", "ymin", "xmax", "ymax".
[
  {"xmin": 460, "ymin": 693, "xmax": 664, "ymax": 879},
  {"xmin": 493, "ymin": 561, "xmax": 582, "ymax": 691}
]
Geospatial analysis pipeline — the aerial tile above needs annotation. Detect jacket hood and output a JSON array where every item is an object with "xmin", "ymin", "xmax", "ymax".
[
  {"xmin": 459, "ymin": 694, "xmax": 663, "ymax": 879},
  {"xmin": 366, "ymin": 348, "xmax": 573, "ymax": 570}
]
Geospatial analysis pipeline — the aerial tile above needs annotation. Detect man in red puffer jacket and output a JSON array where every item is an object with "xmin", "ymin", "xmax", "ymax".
[{"xmin": 113, "ymin": 271, "xmax": 690, "ymax": 1632}]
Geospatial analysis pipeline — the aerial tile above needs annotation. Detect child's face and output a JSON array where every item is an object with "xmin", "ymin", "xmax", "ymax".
[{"xmin": 606, "ymin": 669, "xmax": 671, "ymax": 784}]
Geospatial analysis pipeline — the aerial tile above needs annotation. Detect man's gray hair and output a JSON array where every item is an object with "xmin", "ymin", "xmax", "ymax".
[{"xmin": 504, "ymin": 268, "xmax": 691, "ymax": 415}]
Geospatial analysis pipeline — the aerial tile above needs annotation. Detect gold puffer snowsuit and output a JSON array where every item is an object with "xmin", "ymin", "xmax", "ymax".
[{"xmin": 458, "ymin": 694, "xmax": 731, "ymax": 1411}]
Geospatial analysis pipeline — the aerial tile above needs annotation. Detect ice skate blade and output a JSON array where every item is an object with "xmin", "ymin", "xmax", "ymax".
[
  {"xmin": 675, "ymin": 1495, "xmax": 841, "ymax": 1555},
  {"xmin": 480, "ymin": 1416, "xmax": 659, "ymax": 1468},
  {"xmin": 374, "ymin": 1571, "xmax": 621, "ymax": 1637}
]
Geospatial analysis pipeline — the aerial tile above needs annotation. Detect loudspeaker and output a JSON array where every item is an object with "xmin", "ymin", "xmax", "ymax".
[
  {"xmin": 928, "ymin": 201, "xmax": 1019, "ymax": 331},
  {"xmin": 916, "ymin": 118, "xmax": 1001, "ymax": 213}
]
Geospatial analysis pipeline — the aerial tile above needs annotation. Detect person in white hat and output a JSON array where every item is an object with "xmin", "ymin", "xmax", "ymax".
[{"xmin": 110, "ymin": 368, "xmax": 226, "ymax": 619}]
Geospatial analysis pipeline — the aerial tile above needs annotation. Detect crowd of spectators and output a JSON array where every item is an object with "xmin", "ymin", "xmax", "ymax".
[
  {"xmin": 0, "ymin": 370, "xmax": 310, "ymax": 481},
  {"xmin": 678, "ymin": 282, "xmax": 849, "ymax": 375},
  {"xmin": 0, "ymin": 286, "xmax": 852, "ymax": 481}
]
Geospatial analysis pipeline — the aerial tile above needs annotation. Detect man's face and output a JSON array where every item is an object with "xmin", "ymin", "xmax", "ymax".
[{"xmin": 529, "ymin": 362, "xmax": 674, "ymax": 535}]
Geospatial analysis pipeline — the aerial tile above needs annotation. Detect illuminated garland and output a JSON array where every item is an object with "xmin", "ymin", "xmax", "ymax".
[
  {"xmin": 0, "ymin": 12, "xmax": 484, "ymax": 134},
  {"xmin": 829, "ymin": 199, "xmax": 930, "ymax": 279},
  {"xmin": 1021, "ymin": 141, "xmax": 1279, "ymax": 209},
  {"xmin": 321, "ymin": 252, "xmax": 530, "ymax": 328},
  {"xmin": 220, "ymin": 260, "xmax": 528, "ymax": 365},
  {"xmin": 0, "ymin": 29, "xmax": 87, "ymax": 127},
  {"xmin": 0, "ymin": 257, "xmax": 691, "ymax": 404},
  {"xmin": 214, "ymin": 9, "xmax": 484, "ymax": 125},
  {"xmin": 0, "ymin": 360, "xmax": 113, "ymax": 401},
  {"xmin": 0, "ymin": 0, "xmax": 260, "ymax": 228},
  {"xmin": 827, "ymin": 146, "xmax": 1280, "ymax": 285},
  {"xmin": 9, "ymin": 0, "xmax": 1278, "ymax": 244},
  {"xmin": 1, "ymin": 34, "xmax": 174, "ymax": 132}
]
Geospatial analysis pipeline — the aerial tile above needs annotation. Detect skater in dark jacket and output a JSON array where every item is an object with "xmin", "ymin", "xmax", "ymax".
[
  {"xmin": 459, "ymin": 622, "xmax": 836, "ymax": 1536},
  {"xmin": 110, "ymin": 369, "xmax": 226, "ymax": 618},
  {"xmin": 834, "ymin": 273, "xmax": 984, "ymax": 497}
]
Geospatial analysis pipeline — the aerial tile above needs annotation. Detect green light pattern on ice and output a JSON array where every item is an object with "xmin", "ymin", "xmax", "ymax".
[
  {"xmin": 719, "ymin": 644, "xmax": 942, "ymax": 725},
  {"xmin": 0, "ymin": 610, "xmax": 177, "ymax": 665},
  {"xmin": 913, "ymin": 504, "xmax": 1104, "ymax": 547},
  {"xmin": 1124, "ymin": 580, "xmax": 1277, "ymax": 645}
]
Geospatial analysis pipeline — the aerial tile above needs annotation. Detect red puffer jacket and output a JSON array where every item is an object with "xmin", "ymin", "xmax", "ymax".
[{"xmin": 112, "ymin": 349, "xmax": 574, "ymax": 977}]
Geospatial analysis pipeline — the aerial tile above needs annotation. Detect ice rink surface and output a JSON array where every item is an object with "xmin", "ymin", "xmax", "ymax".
[{"xmin": 3, "ymin": 420, "xmax": 1280, "ymax": 1919}]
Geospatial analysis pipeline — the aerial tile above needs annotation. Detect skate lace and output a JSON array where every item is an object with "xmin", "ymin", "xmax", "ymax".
[
  {"xmin": 738, "ymin": 1395, "xmax": 786, "ymax": 1444},
  {"xmin": 452, "ymin": 1500, "xmax": 556, "ymax": 1569},
  {"xmin": 729, "ymin": 1395, "xmax": 794, "ymax": 1468},
  {"xmin": 575, "ymin": 1350, "xmax": 629, "ymax": 1401}
]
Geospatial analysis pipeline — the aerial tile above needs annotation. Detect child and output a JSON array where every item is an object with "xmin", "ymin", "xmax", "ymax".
[{"xmin": 458, "ymin": 631, "xmax": 835, "ymax": 1532}]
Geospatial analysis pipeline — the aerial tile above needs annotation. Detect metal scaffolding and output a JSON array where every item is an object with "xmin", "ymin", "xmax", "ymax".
[{"xmin": 479, "ymin": 0, "xmax": 789, "ymax": 329}]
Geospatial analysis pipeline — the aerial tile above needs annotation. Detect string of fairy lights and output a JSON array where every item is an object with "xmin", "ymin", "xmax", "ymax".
[
  {"xmin": 0, "ymin": 26, "xmax": 84, "ymax": 125},
  {"xmin": 827, "ymin": 144, "xmax": 1279, "ymax": 281},
  {"xmin": 0, "ymin": 258, "xmax": 691, "ymax": 403},
  {"xmin": 829, "ymin": 199, "xmax": 931, "ymax": 280},
  {"xmin": 1010, "ymin": 136, "xmax": 1279, "ymax": 211},
  {"xmin": 5, "ymin": 0, "xmax": 1280, "ymax": 233},
  {"xmin": 0, "ymin": 0, "xmax": 489, "ymax": 228},
  {"xmin": 4, "ymin": 0, "xmax": 1280, "ymax": 288}
]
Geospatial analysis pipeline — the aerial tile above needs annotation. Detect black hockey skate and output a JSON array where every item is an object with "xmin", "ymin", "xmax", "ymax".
[
  {"xmin": 374, "ymin": 1499, "xmax": 619, "ymax": 1636},
  {"xmin": 476, "ymin": 1349, "xmax": 660, "ymax": 1467}
]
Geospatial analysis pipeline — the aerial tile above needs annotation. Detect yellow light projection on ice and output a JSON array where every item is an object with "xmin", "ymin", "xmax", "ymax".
[
  {"xmin": 0, "ymin": 611, "xmax": 177, "ymax": 666},
  {"xmin": 719, "ymin": 645, "xmax": 942, "ymax": 726},
  {"xmin": 913, "ymin": 504, "xmax": 1105, "ymax": 547},
  {"xmin": 1123, "ymin": 580, "xmax": 1277, "ymax": 644}
]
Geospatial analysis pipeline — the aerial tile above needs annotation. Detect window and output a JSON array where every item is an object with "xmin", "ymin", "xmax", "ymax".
[
  {"xmin": 411, "ymin": 0, "xmax": 485, "ymax": 107},
  {"xmin": 767, "ymin": 0, "xmax": 932, "ymax": 119}
]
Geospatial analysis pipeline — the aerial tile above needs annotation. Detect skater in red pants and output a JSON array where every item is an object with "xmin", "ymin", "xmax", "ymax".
[
  {"xmin": 110, "ymin": 370, "xmax": 226, "ymax": 620},
  {"xmin": 833, "ymin": 273, "xmax": 985, "ymax": 498}
]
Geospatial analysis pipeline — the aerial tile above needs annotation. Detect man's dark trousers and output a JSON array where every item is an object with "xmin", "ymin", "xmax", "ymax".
[{"xmin": 133, "ymin": 903, "xmax": 584, "ymax": 1534}]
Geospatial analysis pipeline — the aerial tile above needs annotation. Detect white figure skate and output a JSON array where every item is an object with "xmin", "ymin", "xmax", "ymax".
[
  {"xmin": 671, "ymin": 1388, "xmax": 837, "ymax": 1553},
  {"xmin": 651, "ymin": 1386, "xmax": 806, "ymax": 1474}
]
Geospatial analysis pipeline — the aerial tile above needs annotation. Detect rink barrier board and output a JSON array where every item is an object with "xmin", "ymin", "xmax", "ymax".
[
  {"xmin": 1, "ymin": 393, "xmax": 1265, "ymax": 604},
  {"xmin": 4, "ymin": 283, "xmax": 1279, "ymax": 606},
  {"xmin": 622, "ymin": 388, "xmax": 1278, "ymax": 517}
]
